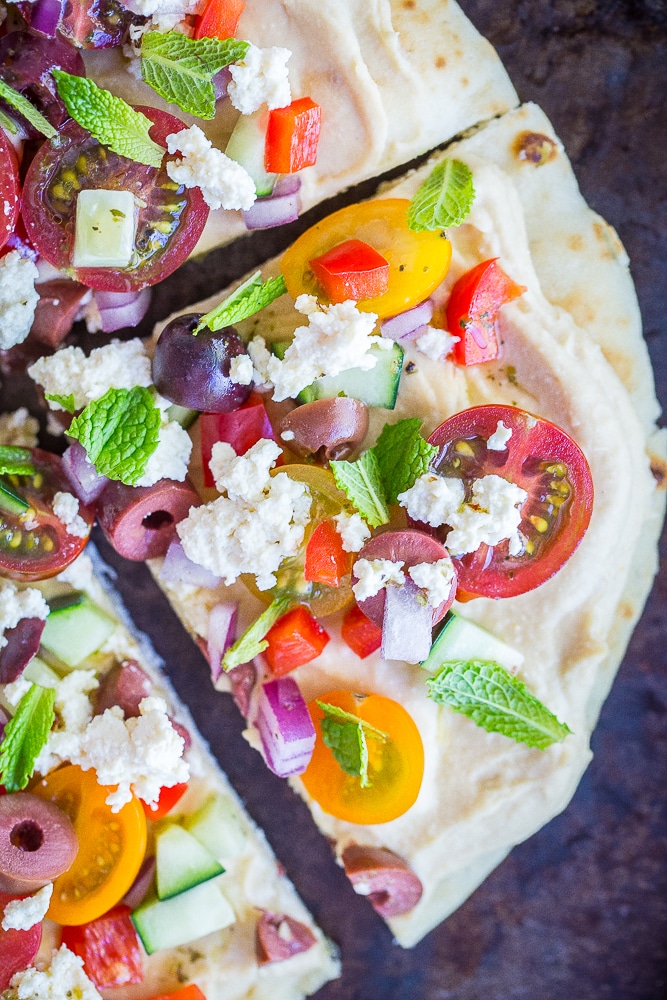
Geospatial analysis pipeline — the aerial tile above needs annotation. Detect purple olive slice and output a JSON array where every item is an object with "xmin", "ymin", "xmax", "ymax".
[
  {"xmin": 0, "ymin": 617, "xmax": 46, "ymax": 684},
  {"xmin": 0, "ymin": 792, "xmax": 78, "ymax": 894},
  {"xmin": 280, "ymin": 398, "xmax": 369, "ymax": 462},
  {"xmin": 94, "ymin": 659, "xmax": 152, "ymax": 718},
  {"xmin": 96, "ymin": 478, "xmax": 200, "ymax": 561}
]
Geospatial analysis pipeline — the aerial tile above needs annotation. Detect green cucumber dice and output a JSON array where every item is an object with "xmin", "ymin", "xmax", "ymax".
[
  {"xmin": 421, "ymin": 611, "xmax": 524, "ymax": 674},
  {"xmin": 23, "ymin": 656, "xmax": 60, "ymax": 688},
  {"xmin": 298, "ymin": 342, "xmax": 404, "ymax": 409},
  {"xmin": 155, "ymin": 823, "xmax": 224, "ymax": 900},
  {"xmin": 131, "ymin": 881, "xmax": 235, "ymax": 954},
  {"xmin": 184, "ymin": 794, "xmax": 247, "ymax": 864},
  {"xmin": 165, "ymin": 404, "xmax": 198, "ymax": 429},
  {"xmin": 40, "ymin": 592, "xmax": 116, "ymax": 669},
  {"xmin": 225, "ymin": 109, "xmax": 276, "ymax": 197}
]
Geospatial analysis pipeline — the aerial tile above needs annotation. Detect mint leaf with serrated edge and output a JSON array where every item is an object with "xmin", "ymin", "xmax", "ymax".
[
  {"xmin": 0, "ymin": 78, "xmax": 57, "ymax": 139},
  {"xmin": 141, "ymin": 31, "xmax": 249, "ymax": 120},
  {"xmin": 317, "ymin": 701, "xmax": 388, "ymax": 788},
  {"xmin": 45, "ymin": 392, "xmax": 76, "ymax": 414},
  {"xmin": 426, "ymin": 659, "xmax": 572, "ymax": 750},
  {"xmin": 0, "ymin": 446, "xmax": 35, "ymax": 477},
  {"xmin": 407, "ymin": 159, "xmax": 475, "ymax": 232},
  {"xmin": 195, "ymin": 272, "xmax": 287, "ymax": 334},
  {"xmin": 0, "ymin": 684, "xmax": 56, "ymax": 791},
  {"xmin": 0, "ymin": 108, "xmax": 20, "ymax": 135},
  {"xmin": 67, "ymin": 386, "xmax": 161, "ymax": 485},
  {"xmin": 52, "ymin": 71, "xmax": 164, "ymax": 168},
  {"xmin": 222, "ymin": 593, "xmax": 293, "ymax": 671},
  {"xmin": 374, "ymin": 418, "xmax": 438, "ymax": 504},
  {"xmin": 330, "ymin": 449, "xmax": 389, "ymax": 528}
]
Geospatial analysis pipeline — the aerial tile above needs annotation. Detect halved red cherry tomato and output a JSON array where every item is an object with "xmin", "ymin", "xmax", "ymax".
[
  {"xmin": 340, "ymin": 605, "xmax": 382, "ymax": 659},
  {"xmin": 264, "ymin": 605, "xmax": 330, "ymax": 675},
  {"xmin": 21, "ymin": 108, "xmax": 209, "ymax": 292},
  {"xmin": 301, "ymin": 690, "xmax": 424, "ymax": 824},
  {"xmin": 194, "ymin": 0, "xmax": 245, "ymax": 39},
  {"xmin": 304, "ymin": 519, "xmax": 351, "ymax": 587},
  {"xmin": 309, "ymin": 239, "xmax": 389, "ymax": 304},
  {"xmin": 0, "ymin": 450, "xmax": 94, "ymax": 582},
  {"xmin": 0, "ymin": 892, "xmax": 42, "ymax": 990},
  {"xmin": 425, "ymin": 404, "xmax": 594, "ymax": 598},
  {"xmin": 148, "ymin": 986, "xmax": 207, "ymax": 1000},
  {"xmin": 31, "ymin": 765, "xmax": 147, "ymax": 926},
  {"xmin": 61, "ymin": 905, "xmax": 143, "ymax": 988},
  {"xmin": 447, "ymin": 258, "xmax": 526, "ymax": 365},
  {"xmin": 141, "ymin": 781, "xmax": 189, "ymax": 821},
  {"xmin": 0, "ymin": 128, "xmax": 19, "ymax": 252},
  {"xmin": 265, "ymin": 97, "xmax": 322, "ymax": 174},
  {"xmin": 281, "ymin": 199, "xmax": 452, "ymax": 319}
]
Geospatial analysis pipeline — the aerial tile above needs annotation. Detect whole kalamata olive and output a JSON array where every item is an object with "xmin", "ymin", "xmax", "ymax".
[{"xmin": 0, "ymin": 793, "xmax": 78, "ymax": 894}]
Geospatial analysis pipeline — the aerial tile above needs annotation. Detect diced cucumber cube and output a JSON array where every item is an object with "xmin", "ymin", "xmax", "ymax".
[
  {"xmin": 155, "ymin": 823, "xmax": 224, "ymax": 900},
  {"xmin": 225, "ymin": 109, "xmax": 276, "ymax": 197},
  {"xmin": 23, "ymin": 656, "xmax": 60, "ymax": 689},
  {"xmin": 165, "ymin": 404, "xmax": 199, "ymax": 429},
  {"xmin": 72, "ymin": 189, "xmax": 136, "ymax": 268},
  {"xmin": 41, "ymin": 592, "xmax": 116, "ymax": 669},
  {"xmin": 184, "ymin": 794, "xmax": 247, "ymax": 864},
  {"xmin": 421, "ymin": 611, "xmax": 524, "ymax": 674},
  {"xmin": 298, "ymin": 342, "xmax": 404, "ymax": 409},
  {"xmin": 132, "ymin": 881, "xmax": 235, "ymax": 954}
]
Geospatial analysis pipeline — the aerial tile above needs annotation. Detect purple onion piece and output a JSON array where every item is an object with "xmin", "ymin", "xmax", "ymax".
[
  {"xmin": 159, "ymin": 540, "xmax": 222, "ymax": 590},
  {"xmin": 381, "ymin": 578, "xmax": 433, "ymax": 663},
  {"xmin": 94, "ymin": 288, "xmax": 152, "ymax": 333},
  {"xmin": 0, "ymin": 617, "xmax": 46, "ymax": 684},
  {"xmin": 242, "ymin": 190, "xmax": 301, "ymax": 231},
  {"xmin": 62, "ymin": 441, "xmax": 109, "ymax": 505},
  {"xmin": 256, "ymin": 678, "xmax": 315, "ymax": 778},
  {"xmin": 213, "ymin": 66, "xmax": 231, "ymax": 101},
  {"xmin": 381, "ymin": 299, "xmax": 434, "ymax": 342},
  {"xmin": 122, "ymin": 855, "xmax": 156, "ymax": 910},
  {"xmin": 207, "ymin": 602, "xmax": 238, "ymax": 684},
  {"xmin": 272, "ymin": 175, "xmax": 302, "ymax": 198},
  {"xmin": 29, "ymin": 0, "xmax": 64, "ymax": 37}
]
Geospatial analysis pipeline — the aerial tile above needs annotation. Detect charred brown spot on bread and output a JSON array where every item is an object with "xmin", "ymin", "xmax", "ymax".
[
  {"xmin": 650, "ymin": 457, "xmax": 667, "ymax": 489},
  {"xmin": 402, "ymin": 0, "xmax": 416, "ymax": 9},
  {"xmin": 593, "ymin": 219, "xmax": 624, "ymax": 261},
  {"xmin": 618, "ymin": 601, "xmax": 636, "ymax": 621},
  {"xmin": 568, "ymin": 233, "xmax": 585, "ymax": 252},
  {"xmin": 514, "ymin": 131, "xmax": 558, "ymax": 166},
  {"xmin": 435, "ymin": 55, "xmax": 446, "ymax": 69}
]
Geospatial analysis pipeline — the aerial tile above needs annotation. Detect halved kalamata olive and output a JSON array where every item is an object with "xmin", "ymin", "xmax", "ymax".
[
  {"xmin": 0, "ymin": 792, "xmax": 78, "ymax": 894},
  {"xmin": 256, "ymin": 911, "xmax": 317, "ymax": 965},
  {"xmin": 94, "ymin": 659, "xmax": 152, "ymax": 718},
  {"xmin": 29, "ymin": 280, "xmax": 90, "ymax": 349},
  {"xmin": 341, "ymin": 844, "xmax": 423, "ymax": 918},
  {"xmin": 0, "ymin": 31, "xmax": 86, "ymax": 138},
  {"xmin": 170, "ymin": 718, "xmax": 191, "ymax": 751},
  {"xmin": 280, "ymin": 398, "xmax": 369, "ymax": 462},
  {"xmin": 0, "ymin": 617, "xmax": 46, "ymax": 684},
  {"xmin": 96, "ymin": 478, "xmax": 200, "ymax": 561},
  {"xmin": 228, "ymin": 661, "xmax": 257, "ymax": 719}
]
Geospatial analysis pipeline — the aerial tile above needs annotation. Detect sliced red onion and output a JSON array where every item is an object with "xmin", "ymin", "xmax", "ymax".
[
  {"xmin": 62, "ymin": 441, "xmax": 109, "ymax": 504},
  {"xmin": 159, "ymin": 540, "xmax": 222, "ymax": 590},
  {"xmin": 381, "ymin": 578, "xmax": 433, "ymax": 663},
  {"xmin": 122, "ymin": 855, "xmax": 156, "ymax": 910},
  {"xmin": 381, "ymin": 299, "xmax": 434, "ymax": 342},
  {"xmin": 213, "ymin": 67, "xmax": 232, "ymax": 101},
  {"xmin": 272, "ymin": 175, "xmax": 302, "ymax": 197},
  {"xmin": 93, "ymin": 288, "xmax": 152, "ymax": 333},
  {"xmin": 242, "ymin": 189, "xmax": 301, "ymax": 230},
  {"xmin": 207, "ymin": 602, "xmax": 238, "ymax": 684},
  {"xmin": 30, "ymin": 0, "xmax": 64, "ymax": 37},
  {"xmin": 256, "ymin": 677, "xmax": 315, "ymax": 778}
]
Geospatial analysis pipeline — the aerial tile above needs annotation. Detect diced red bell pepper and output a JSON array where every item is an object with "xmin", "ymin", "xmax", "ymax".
[
  {"xmin": 341, "ymin": 605, "xmax": 382, "ymax": 659},
  {"xmin": 265, "ymin": 97, "xmax": 322, "ymax": 174},
  {"xmin": 194, "ymin": 0, "xmax": 245, "ymax": 39},
  {"xmin": 303, "ymin": 520, "xmax": 351, "ymax": 587},
  {"xmin": 141, "ymin": 781, "xmax": 189, "ymax": 821},
  {"xmin": 61, "ymin": 905, "xmax": 143, "ymax": 989},
  {"xmin": 309, "ymin": 239, "xmax": 390, "ymax": 304},
  {"xmin": 200, "ymin": 393, "xmax": 278, "ymax": 489},
  {"xmin": 264, "ymin": 606, "xmax": 330, "ymax": 676},
  {"xmin": 147, "ymin": 987, "xmax": 207, "ymax": 1000},
  {"xmin": 447, "ymin": 258, "xmax": 526, "ymax": 366}
]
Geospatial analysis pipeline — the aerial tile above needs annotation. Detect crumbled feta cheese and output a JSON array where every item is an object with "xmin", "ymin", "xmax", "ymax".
[
  {"xmin": 0, "ymin": 251, "xmax": 39, "ymax": 350},
  {"xmin": 333, "ymin": 511, "xmax": 371, "ymax": 553},
  {"xmin": 266, "ymin": 296, "xmax": 386, "ymax": 402},
  {"xmin": 408, "ymin": 558, "xmax": 455, "ymax": 607},
  {"xmin": 10, "ymin": 944, "xmax": 102, "ymax": 1000},
  {"xmin": 398, "ymin": 473, "xmax": 466, "ymax": 527},
  {"xmin": 228, "ymin": 44, "xmax": 291, "ymax": 114},
  {"xmin": 28, "ymin": 339, "xmax": 152, "ymax": 412},
  {"xmin": 229, "ymin": 353, "xmax": 254, "ymax": 386},
  {"xmin": 246, "ymin": 335, "xmax": 273, "ymax": 387},
  {"xmin": 486, "ymin": 420, "xmax": 513, "ymax": 451},
  {"xmin": 3, "ymin": 676, "xmax": 32, "ymax": 707},
  {"xmin": 52, "ymin": 492, "xmax": 89, "ymax": 539},
  {"xmin": 134, "ymin": 419, "xmax": 192, "ymax": 487},
  {"xmin": 34, "ymin": 669, "xmax": 99, "ymax": 775},
  {"xmin": 166, "ymin": 125, "xmax": 256, "ymax": 211},
  {"xmin": 0, "ymin": 408, "xmax": 39, "ymax": 448},
  {"xmin": 2, "ymin": 884, "xmax": 53, "ymax": 932},
  {"xmin": 0, "ymin": 580, "xmax": 49, "ymax": 649},
  {"xmin": 414, "ymin": 325, "xmax": 459, "ymax": 361},
  {"xmin": 178, "ymin": 439, "xmax": 312, "ymax": 590},
  {"xmin": 352, "ymin": 558, "xmax": 405, "ymax": 602}
]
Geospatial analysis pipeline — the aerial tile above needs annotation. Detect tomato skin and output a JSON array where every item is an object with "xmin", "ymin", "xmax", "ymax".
[
  {"xmin": 301, "ymin": 691, "xmax": 424, "ymax": 825},
  {"xmin": 265, "ymin": 97, "xmax": 322, "ymax": 174},
  {"xmin": 0, "ymin": 129, "xmax": 19, "ymax": 252},
  {"xmin": 0, "ymin": 892, "xmax": 42, "ymax": 990},
  {"xmin": 141, "ymin": 781, "xmax": 189, "ymax": 820},
  {"xmin": 194, "ymin": 0, "xmax": 245, "ymax": 39},
  {"xmin": 425, "ymin": 405, "xmax": 594, "ymax": 598},
  {"xmin": 304, "ymin": 519, "xmax": 351, "ymax": 587},
  {"xmin": 447, "ymin": 259, "xmax": 526, "ymax": 365},
  {"xmin": 264, "ymin": 606, "xmax": 330, "ymax": 676},
  {"xmin": 309, "ymin": 239, "xmax": 389, "ymax": 303},
  {"xmin": 61, "ymin": 905, "xmax": 143, "ymax": 988},
  {"xmin": 340, "ymin": 605, "xmax": 382, "ymax": 659}
]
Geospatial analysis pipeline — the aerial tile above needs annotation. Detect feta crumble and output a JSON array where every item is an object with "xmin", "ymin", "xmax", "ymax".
[
  {"xmin": 34, "ymin": 669, "xmax": 99, "ymax": 775},
  {"xmin": 0, "ymin": 408, "xmax": 39, "ymax": 448},
  {"xmin": 0, "ymin": 251, "xmax": 39, "ymax": 350},
  {"xmin": 166, "ymin": 125, "xmax": 256, "ymax": 211},
  {"xmin": 2, "ymin": 884, "xmax": 53, "ymax": 932},
  {"xmin": 414, "ymin": 325, "xmax": 459, "ymax": 362},
  {"xmin": 408, "ymin": 558, "xmax": 455, "ymax": 607},
  {"xmin": 134, "ymin": 419, "xmax": 192, "ymax": 486},
  {"xmin": 397, "ymin": 474, "xmax": 465, "ymax": 527},
  {"xmin": 228, "ymin": 44, "xmax": 292, "ymax": 114},
  {"xmin": 333, "ymin": 511, "xmax": 371, "ymax": 553},
  {"xmin": 9, "ymin": 944, "xmax": 102, "ymax": 1000},
  {"xmin": 28, "ymin": 339, "xmax": 153, "ymax": 412},
  {"xmin": 52, "ymin": 492, "xmax": 89, "ymax": 539},
  {"xmin": 0, "ymin": 580, "xmax": 49, "ymax": 649},
  {"xmin": 486, "ymin": 420, "xmax": 513, "ymax": 451},
  {"xmin": 352, "ymin": 558, "xmax": 405, "ymax": 602},
  {"xmin": 229, "ymin": 353, "xmax": 254, "ymax": 386}
]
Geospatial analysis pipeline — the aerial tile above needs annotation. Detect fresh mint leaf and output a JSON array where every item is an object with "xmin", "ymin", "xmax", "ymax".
[
  {"xmin": 52, "ymin": 71, "xmax": 164, "ymax": 168},
  {"xmin": 317, "ymin": 701, "xmax": 388, "ymax": 788},
  {"xmin": 0, "ymin": 78, "xmax": 57, "ymax": 139},
  {"xmin": 0, "ymin": 684, "xmax": 56, "ymax": 792},
  {"xmin": 374, "ymin": 418, "xmax": 437, "ymax": 504},
  {"xmin": 426, "ymin": 660, "xmax": 572, "ymax": 750},
  {"xmin": 330, "ymin": 449, "xmax": 389, "ymax": 528},
  {"xmin": 45, "ymin": 392, "xmax": 76, "ymax": 414},
  {"xmin": 222, "ymin": 593, "xmax": 293, "ymax": 671},
  {"xmin": 141, "ymin": 32, "xmax": 249, "ymax": 120},
  {"xmin": 196, "ymin": 272, "xmax": 287, "ymax": 334},
  {"xmin": 407, "ymin": 159, "xmax": 475, "ymax": 232},
  {"xmin": 0, "ymin": 446, "xmax": 35, "ymax": 477},
  {"xmin": 67, "ymin": 386, "xmax": 161, "ymax": 485},
  {"xmin": 0, "ymin": 107, "xmax": 20, "ymax": 135}
]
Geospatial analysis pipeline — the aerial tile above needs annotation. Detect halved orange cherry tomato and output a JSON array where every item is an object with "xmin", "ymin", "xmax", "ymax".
[
  {"xmin": 31, "ymin": 765, "xmax": 147, "ymax": 926},
  {"xmin": 301, "ymin": 690, "xmax": 424, "ymax": 824},
  {"xmin": 264, "ymin": 605, "xmax": 330, "ymax": 675},
  {"xmin": 194, "ymin": 0, "xmax": 245, "ymax": 39},
  {"xmin": 447, "ymin": 259, "xmax": 526, "ymax": 365},
  {"xmin": 281, "ymin": 199, "xmax": 452, "ymax": 318}
]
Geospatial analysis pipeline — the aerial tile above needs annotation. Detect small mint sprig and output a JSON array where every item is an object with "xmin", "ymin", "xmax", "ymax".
[
  {"xmin": 331, "ymin": 449, "xmax": 389, "ymax": 529},
  {"xmin": 317, "ymin": 701, "xmax": 388, "ymax": 788},
  {"xmin": 67, "ymin": 386, "xmax": 161, "ymax": 485},
  {"xmin": 0, "ymin": 446, "xmax": 36, "ymax": 477},
  {"xmin": 222, "ymin": 593, "xmax": 293, "ymax": 671},
  {"xmin": 426, "ymin": 659, "xmax": 572, "ymax": 750},
  {"xmin": 0, "ymin": 684, "xmax": 56, "ymax": 792},
  {"xmin": 195, "ymin": 272, "xmax": 287, "ymax": 335},
  {"xmin": 52, "ymin": 70, "xmax": 164, "ymax": 168},
  {"xmin": 0, "ymin": 78, "xmax": 57, "ymax": 139},
  {"xmin": 45, "ymin": 392, "xmax": 76, "ymax": 414},
  {"xmin": 407, "ymin": 159, "xmax": 475, "ymax": 232},
  {"xmin": 141, "ymin": 32, "xmax": 249, "ymax": 120}
]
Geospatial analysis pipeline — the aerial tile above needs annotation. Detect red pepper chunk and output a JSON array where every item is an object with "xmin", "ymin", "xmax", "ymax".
[
  {"xmin": 264, "ymin": 607, "xmax": 330, "ymax": 676},
  {"xmin": 147, "ymin": 987, "xmax": 207, "ymax": 1000},
  {"xmin": 61, "ymin": 905, "xmax": 143, "ymax": 989},
  {"xmin": 194, "ymin": 0, "xmax": 245, "ymax": 39},
  {"xmin": 341, "ymin": 604, "xmax": 382, "ymax": 659},
  {"xmin": 141, "ymin": 781, "xmax": 189, "ymax": 821},
  {"xmin": 309, "ymin": 239, "xmax": 390, "ymax": 303},
  {"xmin": 447, "ymin": 258, "xmax": 526, "ymax": 366},
  {"xmin": 265, "ymin": 97, "xmax": 322, "ymax": 174},
  {"xmin": 304, "ymin": 520, "xmax": 351, "ymax": 587}
]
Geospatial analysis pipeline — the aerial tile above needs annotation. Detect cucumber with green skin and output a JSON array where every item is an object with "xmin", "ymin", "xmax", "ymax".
[
  {"xmin": 131, "ymin": 880, "xmax": 236, "ymax": 954},
  {"xmin": 155, "ymin": 822, "xmax": 224, "ymax": 900},
  {"xmin": 421, "ymin": 611, "xmax": 524, "ymax": 674},
  {"xmin": 40, "ymin": 592, "xmax": 116, "ymax": 669}
]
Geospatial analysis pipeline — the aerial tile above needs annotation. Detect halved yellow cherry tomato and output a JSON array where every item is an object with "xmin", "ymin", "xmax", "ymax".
[
  {"xmin": 281, "ymin": 199, "xmax": 452, "ymax": 318},
  {"xmin": 301, "ymin": 690, "xmax": 424, "ymax": 824},
  {"xmin": 31, "ymin": 765, "xmax": 147, "ymax": 926}
]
